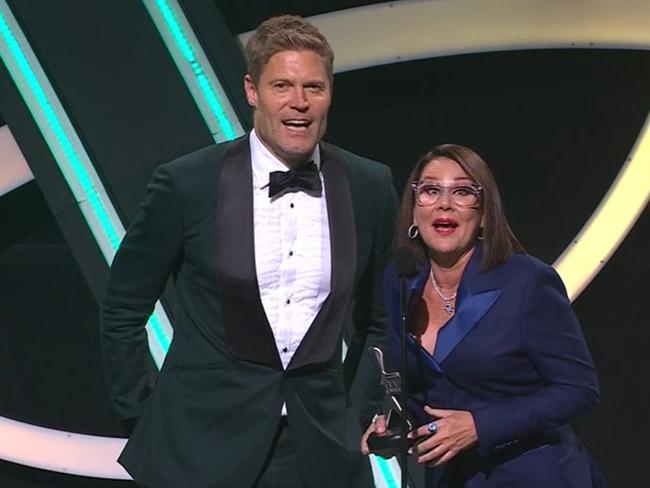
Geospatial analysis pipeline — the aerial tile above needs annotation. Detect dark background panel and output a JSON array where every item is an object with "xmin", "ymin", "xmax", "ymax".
[
  {"xmin": 213, "ymin": 0, "xmax": 386, "ymax": 33},
  {"xmin": 0, "ymin": 182, "xmax": 123, "ymax": 437},
  {"xmin": 0, "ymin": 59, "xmax": 77, "ymax": 217},
  {"xmin": 182, "ymin": 0, "xmax": 253, "ymax": 129},
  {"xmin": 0, "ymin": 56, "xmax": 110, "ymax": 303},
  {"xmin": 572, "ymin": 203, "xmax": 650, "ymax": 488},
  {"xmin": 7, "ymin": 0, "xmax": 215, "ymax": 221},
  {"xmin": 327, "ymin": 49, "xmax": 650, "ymax": 263},
  {"xmin": 0, "ymin": 0, "xmax": 228, "ymax": 302}
]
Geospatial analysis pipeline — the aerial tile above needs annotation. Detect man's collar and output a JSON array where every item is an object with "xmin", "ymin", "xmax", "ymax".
[{"xmin": 249, "ymin": 129, "xmax": 321, "ymax": 188}]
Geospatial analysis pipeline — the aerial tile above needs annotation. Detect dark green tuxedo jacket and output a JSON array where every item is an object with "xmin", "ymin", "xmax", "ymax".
[{"xmin": 101, "ymin": 135, "xmax": 397, "ymax": 487}]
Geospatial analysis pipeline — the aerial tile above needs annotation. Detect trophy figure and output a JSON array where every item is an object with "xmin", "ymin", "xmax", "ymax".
[{"xmin": 367, "ymin": 346, "xmax": 414, "ymax": 456}]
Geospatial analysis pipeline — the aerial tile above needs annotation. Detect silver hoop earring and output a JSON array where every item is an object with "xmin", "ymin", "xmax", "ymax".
[{"xmin": 408, "ymin": 224, "xmax": 419, "ymax": 239}]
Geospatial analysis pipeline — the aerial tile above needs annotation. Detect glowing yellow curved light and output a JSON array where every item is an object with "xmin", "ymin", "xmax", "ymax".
[
  {"xmin": 290, "ymin": 0, "xmax": 650, "ymax": 74},
  {"xmin": 555, "ymin": 118, "xmax": 650, "ymax": 299}
]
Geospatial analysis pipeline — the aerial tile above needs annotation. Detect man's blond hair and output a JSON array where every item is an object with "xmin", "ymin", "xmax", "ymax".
[{"xmin": 246, "ymin": 15, "xmax": 334, "ymax": 84}]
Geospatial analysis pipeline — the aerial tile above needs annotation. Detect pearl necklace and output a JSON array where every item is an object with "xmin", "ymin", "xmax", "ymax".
[{"xmin": 429, "ymin": 268, "xmax": 457, "ymax": 314}]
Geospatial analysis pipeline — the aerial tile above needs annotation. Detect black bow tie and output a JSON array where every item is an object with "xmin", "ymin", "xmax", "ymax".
[{"xmin": 268, "ymin": 161, "xmax": 322, "ymax": 198}]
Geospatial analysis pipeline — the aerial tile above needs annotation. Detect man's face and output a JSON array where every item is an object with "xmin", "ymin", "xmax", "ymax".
[{"xmin": 244, "ymin": 50, "xmax": 332, "ymax": 168}]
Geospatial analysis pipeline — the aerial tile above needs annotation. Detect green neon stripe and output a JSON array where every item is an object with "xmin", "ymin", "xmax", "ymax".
[
  {"xmin": 0, "ymin": 3, "xmax": 171, "ymax": 362},
  {"xmin": 373, "ymin": 456, "xmax": 399, "ymax": 488},
  {"xmin": 154, "ymin": 0, "xmax": 237, "ymax": 141},
  {"xmin": 148, "ymin": 314, "xmax": 171, "ymax": 351},
  {"xmin": 88, "ymin": 193, "xmax": 122, "ymax": 250},
  {"xmin": 0, "ymin": 11, "xmax": 121, "ymax": 253}
]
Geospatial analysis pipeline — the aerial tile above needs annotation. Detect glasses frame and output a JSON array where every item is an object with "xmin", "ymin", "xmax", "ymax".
[{"xmin": 411, "ymin": 181, "xmax": 483, "ymax": 207}]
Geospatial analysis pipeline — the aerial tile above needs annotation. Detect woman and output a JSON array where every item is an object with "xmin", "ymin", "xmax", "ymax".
[{"xmin": 362, "ymin": 144, "xmax": 604, "ymax": 487}]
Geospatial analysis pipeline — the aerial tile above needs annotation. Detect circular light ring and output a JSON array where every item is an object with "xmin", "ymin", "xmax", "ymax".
[
  {"xmin": 3, "ymin": 0, "xmax": 650, "ymax": 479},
  {"xmin": 0, "ymin": 416, "xmax": 129, "ymax": 479},
  {"xmin": 241, "ymin": 0, "xmax": 650, "ymax": 75},
  {"xmin": 554, "ymin": 116, "xmax": 650, "ymax": 299},
  {"xmin": 0, "ymin": 125, "xmax": 34, "ymax": 197}
]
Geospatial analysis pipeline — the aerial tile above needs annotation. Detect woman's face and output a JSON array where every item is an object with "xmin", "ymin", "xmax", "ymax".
[{"xmin": 412, "ymin": 157, "xmax": 482, "ymax": 263}]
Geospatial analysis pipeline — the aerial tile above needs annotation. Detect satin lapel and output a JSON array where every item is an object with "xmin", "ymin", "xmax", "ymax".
[
  {"xmin": 408, "ymin": 334, "xmax": 445, "ymax": 376},
  {"xmin": 433, "ymin": 244, "xmax": 502, "ymax": 364},
  {"xmin": 288, "ymin": 144, "xmax": 357, "ymax": 370},
  {"xmin": 433, "ymin": 286, "xmax": 502, "ymax": 364},
  {"xmin": 215, "ymin": 135, "xmax": 282, "ymax": 370}
]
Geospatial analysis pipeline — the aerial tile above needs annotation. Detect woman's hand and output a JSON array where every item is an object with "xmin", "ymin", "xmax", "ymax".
[
  {"xmin": 410, "ymin": 406, "xmax": 478, "ymax": 466},
  {"xmin": 360, "ymin": 415, "xmax": 388, "ymax": 456}
]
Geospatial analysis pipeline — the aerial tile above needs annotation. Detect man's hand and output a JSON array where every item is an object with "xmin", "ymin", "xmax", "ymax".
[{"xmin": 360, "ymin": 415, "xmax": 388, "ymax": 456}]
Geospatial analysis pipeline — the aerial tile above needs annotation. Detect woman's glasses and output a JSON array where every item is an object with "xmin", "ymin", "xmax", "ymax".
[{"xmin": 411, "ymin": 181, "xmax": 482, "ymax": 207}]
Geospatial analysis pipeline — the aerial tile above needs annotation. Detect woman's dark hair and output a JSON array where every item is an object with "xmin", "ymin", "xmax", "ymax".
[{"xmin": 396, "ymin": 143, "xmax": 524, "ymax": 270}]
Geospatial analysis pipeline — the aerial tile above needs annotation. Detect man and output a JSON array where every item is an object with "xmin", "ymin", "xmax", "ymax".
[{"xmin": 101, "ymin": 15, "xmax": 397, "ymax": 488}]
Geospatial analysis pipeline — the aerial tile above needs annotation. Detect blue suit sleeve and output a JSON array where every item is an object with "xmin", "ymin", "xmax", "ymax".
[{"xmin": 472, "ymin": 264, "xmax": 600, "ymax": 455}]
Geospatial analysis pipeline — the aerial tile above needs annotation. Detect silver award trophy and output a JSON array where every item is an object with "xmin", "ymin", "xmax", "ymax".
[{"xmin": 367, "ymin": 346, "xmax": 414, "ymax": 455}]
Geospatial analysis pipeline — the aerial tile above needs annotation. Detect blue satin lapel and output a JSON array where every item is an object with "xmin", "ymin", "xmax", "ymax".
[
  {"xmin": 393, "ymin": 244, "xmax": 501, "ymax": 377},
  {"xmin": 408, "ymin": 334, "xmax": 444, "ymax": 375},
  {"xmin": 433, "ymin": 283, "xmax": 502, "ymax": 364}
]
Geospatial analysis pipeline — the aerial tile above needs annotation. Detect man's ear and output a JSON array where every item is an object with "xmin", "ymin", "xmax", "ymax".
[{"xmin": 243, "ymin": 74, "xmax": 257, "ymax": 108}]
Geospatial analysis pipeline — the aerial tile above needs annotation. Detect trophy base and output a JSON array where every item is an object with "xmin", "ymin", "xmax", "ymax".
[{"xmin": 367, "ymin": 429, "xmax": 416, "ymax": 457}]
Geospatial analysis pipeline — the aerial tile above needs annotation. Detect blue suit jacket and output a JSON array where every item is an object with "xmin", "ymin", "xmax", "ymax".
[{"xmin": 384, "ymin": 244, "xmax": 604, "ymax": 487}]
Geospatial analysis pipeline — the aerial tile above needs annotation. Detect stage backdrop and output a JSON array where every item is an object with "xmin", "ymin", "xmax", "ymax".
[{"xmin": 0, "ymin": 1, "xmax": 648, "ymax": 486}]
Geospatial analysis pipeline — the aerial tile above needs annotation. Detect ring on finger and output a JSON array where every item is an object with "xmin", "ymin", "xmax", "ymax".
[{"xmin": 426, "ymin": 421, "xmax": 438, "ymax": 434}]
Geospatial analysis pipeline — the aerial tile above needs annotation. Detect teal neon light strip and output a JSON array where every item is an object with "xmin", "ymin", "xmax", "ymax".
[
  {"xmin": 149, "ymin": 305, "xmax": 171, "ymax": 352},
  {"xmin": 373, "ymin": 456, "xmax": 399, "ymax": 488},
  {"xmin": 0, "ymin": 5, "xmax": 119, "ymax": 257},
  {"xmin": 155, "ymin": 0, "xmax": 236, "ymax": 139},
  {"xmin": 0, "ymin": 0, "xmax": 172, "ymax": 366},
  {"xmin": 143, "ymin": 0, "xmax": 244, "ymax": 143}
]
